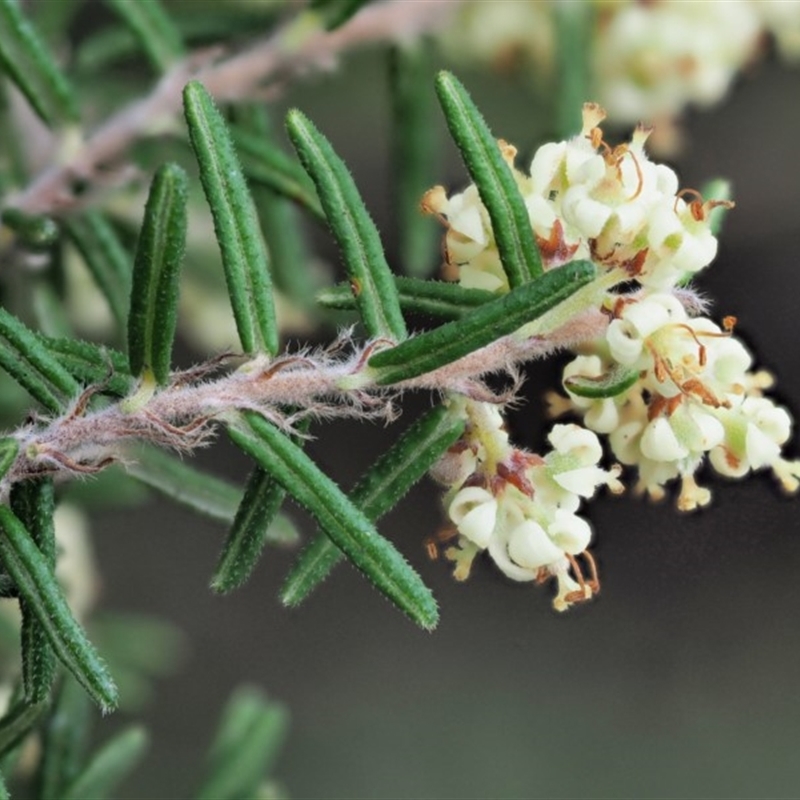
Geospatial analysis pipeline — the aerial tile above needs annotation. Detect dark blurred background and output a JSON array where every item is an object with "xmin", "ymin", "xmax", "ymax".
[{"xmin": 87, "ymin": 24, "xmax": 800, "ymax": 800}]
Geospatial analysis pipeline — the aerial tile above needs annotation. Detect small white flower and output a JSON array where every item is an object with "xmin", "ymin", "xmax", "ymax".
[
  {"xmin": 448, "ymin": 486, "xmax": 498, "ymax": 548},
  {"xmin": 507, "ymin": 519, "xmax": 564, "ymax": 571}
]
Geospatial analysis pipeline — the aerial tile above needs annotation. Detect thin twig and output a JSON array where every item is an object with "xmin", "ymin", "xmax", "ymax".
[
  {"xmin": 7, "ymin": 0, "xmax": 459, "ymax": 216},
  {"xmin": 0, "ymin": 311, "xmax": 607, "ymax": 499}
]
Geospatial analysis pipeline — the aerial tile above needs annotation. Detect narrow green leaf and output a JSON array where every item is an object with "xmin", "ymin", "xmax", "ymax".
[
  {"xmin": 40, "ymin": 336, "xmax": 133, "ymax": 398},
  {"xmin": 229, "ymin": 413, "xmax": 438, "ymax": 630},
  {"xmin": 389, "ymin": 44, "xmax": 438, "ymax": 278},
  {"xmin": 231, "ymin": 105, "xmax": 320, "ymax": 308},
  {"xmin": 554, "ymin": 2, "xmax": 594, "ymax": 139},
  {"xmin": 368, "ymin": 260, "xmax": 596, "ymax": 385},
  {"xmin": 0, "ymin": 506, "xmax": 117, "ymax": 712},
  {"xmin": 211, "ymin": 467, "xmax": 286, "ymax": 594},
  {"xmin": 127, "ymin": 163, "xmax": 188, "ymax": 385},
  {"xmin": 286, "ymin": 109, "xmax": 407, "ymax": 342},
  {"xmin": 564, "ymin": 363, "xmax": 640, "ymax": 399},
  {"xmin": 0, "ymin": 438, "xmax": 18, "ymax": 482},
  {"xmin": 0, "ymin": 768, "xmax": 8, "ymax": 800},
  {"xmin": 61, "ymin": 726, "xmax": 148, "ymax": 800},
  {"xmin": 0, "ymin": 308, "xmax": 80, "ymax": 412},
  {"xmin": 310, "ymin": 0, "xmax": 371, "ymax": 30},
  {"xmin": 11, "ymin": 479, "xmax": 57, "ymax": 704},
  {"xmin": 0, "ymin": 698, "xmax": 47, "ymax": 757},
  {"xmin": 125, "ymin": 445, "xmax": 240, "ymax": 522},
  {"xmin": 106, "ymin": 0, "xmax": 184, "ymax": 72},
  {"xmin": 1, "ymin": 208, "xmax": 59, "ymax": 250},
  {"xmin": 196, "ymin": 687, "xmax": 287, "ymax": 800},
  {"xmin": 32, "ymin": 281, "xmax": 72, "ymax": 339},
  {"xmin": 435, "ymin": 71, "xmax": 543, "ymax": 287},
  {"xmin": 37, "ymin": 675, "xmax": 93, "ymax": 800},
  {"xmin": 183, "ymin": 81, "xmax": 278, "ymax": 356},
  {"xmin": 701, "ymin": 178, "xmax": 733, "ymax": 236},
  {"xmin": 318, "ymin": 276, "xmax": 494, "ymax": 321},
  {"xmin": 232, "ymin": 125, "xmax": 325, "ymax": 222},
  {"xmin": 63, "ymin": 211, "xmax": 132, "ymax": 332},
  {"xmin": 282, "ymin": 403, "xmax": 464, "ymax": 607},
  {"xmin": 0, "ymin": 0, "xmax": 78, "ymax": 126}
]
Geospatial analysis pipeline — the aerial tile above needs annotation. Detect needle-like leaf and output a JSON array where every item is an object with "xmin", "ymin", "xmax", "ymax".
[
  {"xmin": 286, "ymin": 109, "xmax": 407, "ymax": 342},
  {"xmin": 368, "ymin": 260, "xmax": 597, "ymax": 385},
  {"xmin": 39, "ymin": 336, "xmax": 133, "ymax": 398},
  {"xmin": 125, "ymin": 446, "xmax": 300, "ymax": 552},
  {"xmin": 196, "ymin": 687, "xmax": 287, "ymax": 800},
  {"xmin": 60, "ymin": 726, "xmax": 149, "ymax": 800},
  {"xmin": 0, "ymin": 0, "xmax": 78, "ymax": 127},
  {"xmin": 229, "ymin": 413, "xmax": 439, "ymax": 630},
  {"xmin": 282, "ymin": 403, "xmax": 464, "ymax": 607},
  {"xmin": 435, "ymin": 71, "xmax": 543, "ymax": 287},
  {"xmin": 10, "ymin": 479, "xmax": 56, "ymax": 704},
  {"xmin": 210, "ymin": 467, "xmax": 287, "ymax": 594},
  {"xmin": 63, "ymin": 211, "xmax": 132, "ymax": 333},
  {"xmin": 127, "ymin": 163, "xmax": 188, "ymax": 385},
  {"xmin": 124, "ymin": 445, "xmax": 240, "ymax": 523},
  {"xmin": 183, "ymin": 81, "xmax": 278, "ymax": 356},
  {"xmin": 0, "ymin": 439, "xmax": 18, "ymax": 482},
  {"xmin": 564, "ymin": 363, "xmax": 640, "ymax": 399},
  {"xmin": 232, "ymin": 125, "xmax": 325, "ymax": 222},
  {"xmin": 0, "ymin": 506, "xmax": 117, "ymax": 712},
  {"xmin": 389, "ymin": 44, "xmax": 438, "ymax": 278},
  {"xmin": 0, "ymin": 308, "xmax": 80, "ymax": 413},
  {"xmin": 37, "ymin": 676, "xmax": 92, "ymax": 800},
  {"xmin": 106, "ymin": 0, "xmax": 184, "ymax": 73},
  {"xmin": 0, "ymin": 698, "xmax": 47, "ymax": 757},
  {"xmin": 317, "ymin": 276, "xmax": 494, "ymax": 321}
]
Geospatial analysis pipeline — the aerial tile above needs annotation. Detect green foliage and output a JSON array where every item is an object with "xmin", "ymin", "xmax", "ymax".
[
  {"xmin": 232, "ymin": 124, "xmax": 325, "ymax": 223},
  {"xmin": 195, "ymin": 687, "xmax": 288, "ymax": 800},
  {"xmin": 282, "ymin": 403, "xmax": 465, "ymax": 607},
  {"xmin": 10, "ymin": 479, "xmax": 57, "ymax": 704},
  {"xmin": 0, "ymin": 0, "xmax": 686, "ymax": 793},
  {"xmin": 211, "ymin": 467, "xmax": 288, "ymax": 594},
  {"xmin": 368, "ymin": 260, "xmax": 597, "ymax": 385},
  {"xmin": 127, "ymin": 163, "xmax": 189, "ymax": 385},
  {"xmin": 63, "ymin": 212, "xmax": 133, "ymax": 334},
  {"xmin": 184, "ymin": 81, "xmax": 278, "ymax": 356},
  {"xmin": 0, "ymin": 308, "xmax": 80, "ymax": 413},
  {"xmin": 105, "ymin": 0, "xmax": 184, "ymax": 73},
  {"xmin": 229, "ymin": 412, "xmax": 439, "ymax": 630},
  {"xmin": 60, "ymin": 726, "xmax": 148, "ymax": 800},
  {"xmin": 0, "ymin": 0, "xmax": 78, "ymax": 127},
  {"xmin": 563, "ymin": 363, "xmax": 640, "ymax": 399},
  {"xmin": 317, "ymin": 276, "xmax": 496, "ymax": 320},
  {"xmin": 435, "ymin": 71, "xmax": 544, "ymax": 286},
  {"xmin": 0, "ymin": 507, "xmax": 117, "ymax": 712},
  {"xmin": 389, "ymin": 44, "xmax": 439, "ymax": 278},
  {"xmin": 286, "ymin": 109, "xmax": 408, "ymax": 341}
]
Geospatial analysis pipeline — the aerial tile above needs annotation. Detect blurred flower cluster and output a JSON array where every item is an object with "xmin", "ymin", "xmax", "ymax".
[{"xmin": 441, "ymin": 0, "xmax": 800, "ymax": 149}]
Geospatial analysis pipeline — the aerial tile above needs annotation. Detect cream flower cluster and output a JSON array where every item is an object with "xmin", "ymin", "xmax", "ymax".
[
  {"xmin": 431, "ymin": 400, "xmax": 621, "ymax": 611},
  {"xmin": 551, "ymin": 293, "xmax": 800, "ymax": 510},
  {"xmin": 424, "ymin": 104, "xmax": 726, "ymax": 293},
  {"xmin": 593, "ymin": 0, "xmax": 762, "ymax": 123}
]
